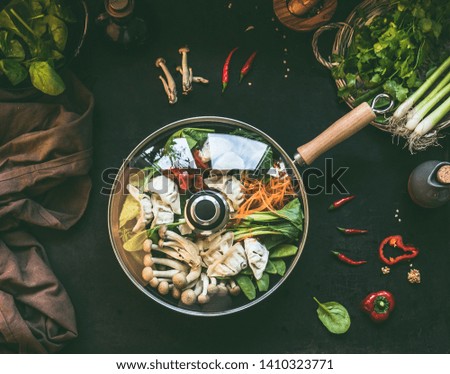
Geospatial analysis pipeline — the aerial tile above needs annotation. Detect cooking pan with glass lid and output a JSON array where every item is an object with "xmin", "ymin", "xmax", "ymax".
[{"xmin": 108, "ymin": 95, "xmax": 392, "ymax": 316}]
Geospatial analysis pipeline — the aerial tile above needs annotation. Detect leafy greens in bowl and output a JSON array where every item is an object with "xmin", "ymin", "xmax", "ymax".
[{"xmin": 0, "ymin": 0, "xmax": 87, "ymax": 95}]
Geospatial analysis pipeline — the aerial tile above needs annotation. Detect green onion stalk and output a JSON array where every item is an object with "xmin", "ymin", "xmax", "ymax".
[
  {"xmin": 393, "ymin": 56, "xmax": 450, "ymax": 120},
  {"xmin": 408, "ymin": 95, "xmax": 450, "ymax": 152},
  {"xmin": 390, "ymin": 56, "xmax": 450, "ymax": 135}
]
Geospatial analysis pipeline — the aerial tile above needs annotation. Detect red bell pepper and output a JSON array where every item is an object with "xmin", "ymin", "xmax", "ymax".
[
  {"xmin": 379, "ymin": 235, "xmax": 419, "ymax": 265},
  {"xmin": 361, "ymin": 290, "xmax": 395, "ymax": 323}
]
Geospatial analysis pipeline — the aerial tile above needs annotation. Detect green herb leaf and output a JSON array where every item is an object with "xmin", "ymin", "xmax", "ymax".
[
  {"xmin": 264, "ymin": 260, "xmax": 277, "ymax": 274},
  {"xmin": 235, "ymin": 275, "xmax": 256, "ymax": 300},
  {"xmin": 256, "ymin": 273, "xmax": 270, "ymax": 292},
  {"xmin": 29, "ymin": 60, "xmax": 65, "ymax": 95},
  {"xmin": 0, "ymin": 31, "xmax": 25, "ymax": 60},
  {"xmin": 0, "ymin": 59, "xmax": 27, "ymax": 85},
  {"xmin": 46, "ymin": 14, "xmax": 67, "ymax": 51},
  {"xmin": 272, "ymin": 259, "xmax": 286, "ymax": 276},
  {"xmin": 313, "ymin": 297, "xmax": 351, "ymax": 334},
  {"xmin": 270, "ymin": 244, "xmax": 298, "ymax": 259}
]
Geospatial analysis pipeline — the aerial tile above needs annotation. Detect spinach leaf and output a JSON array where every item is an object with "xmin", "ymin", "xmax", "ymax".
[
  {"xmin": 269, "ymin": 244, "xmax": 298, "ymax": 259},
  {"xmin": 235, "ymin": 275, "xmax": 256, "ymax": 300},
  {"xmin": 264, "ymin": 260, "xmax": 277, "ymax": 274},
  {"xmin": 271, "ymin": 259, "xmax": 286, "ymax": 276},
  {"xmin": 256, "ymin": 273, "xmax": 270, "ymax": 292},
  {"xmin": 29, "ymin": 60, "xmax": 65, "ymax": 95},
  {"xmin": 0, "ymin": 31, "xmax": 25, "ymax": 60},
  {"xmin": 46, "ymin": 14, "xmax": 67, "ymax": 51},
  {"xmin": 164, "ymin": 127, "xmax": 214, "ymax": 152},
  {"xmin": 0, "ymin": 59, "xmax": 27, "ymax": 85},
  {"xmin": 48, "ymin": 0, "xmax": 76, "ymax": 23},
  {"xmin": 314, "ymin": 297, "xmax": 351, "ymax": 334}
]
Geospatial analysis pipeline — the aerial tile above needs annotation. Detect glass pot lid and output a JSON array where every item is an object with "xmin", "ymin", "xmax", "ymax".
[{"xmin": 108, "ymin": 117, "xmax": 308, "ymax": 316}]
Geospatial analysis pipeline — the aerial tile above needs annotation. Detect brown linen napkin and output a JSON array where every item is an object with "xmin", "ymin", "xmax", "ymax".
[{"xmin": 0, "ymin": 71, "xmax": 94, "ymax": 353}]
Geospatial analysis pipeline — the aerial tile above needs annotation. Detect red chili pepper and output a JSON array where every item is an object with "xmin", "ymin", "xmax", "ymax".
[
  {"xmin": 178, "ymin": 171, "xmax": 190, "ymax": 191},
  {"xmin": 193, "ymin": 149, "xmax": 209, "ymax": 169},
  {"xmin": 379, "ymin": 235, "xmax": 419, "ymax": 265},
  {"xmin": 222, "ymin": 47, "xmax": 238, "ymax": 93},
  {"xmin": 337, "ymin": 227, "xmax": 368, "ymax": 235},
  {"xmin": 239, "ymin": 51, "xmax": 257, "ymax": 83},
  {"xmin": 361, "ymin": 290, "xmax": 395, "ymax": 323},
  {"xmin": 328, "ymin": 195, "xmax": 355, "ymax": 210},
  {"xmin": 331, "ymin": 251, "xmax": 367, "ymax": 266}
]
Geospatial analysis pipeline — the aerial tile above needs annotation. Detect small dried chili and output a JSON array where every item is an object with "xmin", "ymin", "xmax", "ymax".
[
  {"xmin": 331, "ymin": 251, "xmax": 367, "ymax": 266},
  {"xmin": 239, "ymin": 51, "xmax": 257, "ymax": 83},
  {"xmin": 222, "ymin": 47, "xmax": 238, "ymax": 93},
  {"xmin": 379, "ymin": 235, "xmax": 419, "ymax": 265},
  {"xmin": 337, "ymin": 227, "xmax": 368, "ymax": 235},
  {"xmin": 328, "ymin": 195, "xmax": 355, "ymax": 210}
]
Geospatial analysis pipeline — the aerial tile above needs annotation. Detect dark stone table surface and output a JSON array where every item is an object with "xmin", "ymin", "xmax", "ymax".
[{"xmin": 37, "ymin": 0, "xmax": 450, "ymax": 353}]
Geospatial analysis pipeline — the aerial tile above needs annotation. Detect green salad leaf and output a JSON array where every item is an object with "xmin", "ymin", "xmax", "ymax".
[
  {"xmin": 29, "ymin": 60, "xmax": 65, "ymax": 95},
  {"xmin": 272, "ymin": 259, "xmax": 286, "ymax": 276},
  {"xmin": 0, "ymin": 0, "xmax": 75, "ymax": 95},
  {"xmin": 331, "ymin": 0, "xmax": 450, "ymax": 108},
  {"xmin": 314, "ymin": 297, "xmax": 351, "ymax": 334},
  {"xmin": 0, "ymin": 59, "xmax": 27, "ymax": 85},
  {"xmin": 256, "ymin": 273, "xmax": 270, "ymax": 292},
  {"xmin": 269, "ymin": 244, "xmax": 298, "ymax": 259},
  {"xmin": 235, "ymin": 275, "xmax": 256, "ymax": 301},
  {"xmin": 164, "ymin": 127, "xmax": 214, "ymax": 152}
]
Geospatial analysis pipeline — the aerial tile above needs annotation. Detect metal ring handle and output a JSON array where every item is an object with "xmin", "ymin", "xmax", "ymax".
[
  {"xmin": 371, "ymin": 93, "xmax": 394, "ymax": 115},
  {"xmin": 312, "ymin": 22, "xmax": 353, "ymax": 70}
]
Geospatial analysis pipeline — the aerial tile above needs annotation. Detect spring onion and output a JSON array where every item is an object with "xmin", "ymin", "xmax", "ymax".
[
  {"xmin": 392, "ymin": 56, "xmax": 450, "ymax": 121},
  {"xmin": 408, "ymin": 96, "xmax": 450, "ymax": 152},
  {"xmin": 405, "ymin": 82, "xmax": 450, "ymax": 131}
]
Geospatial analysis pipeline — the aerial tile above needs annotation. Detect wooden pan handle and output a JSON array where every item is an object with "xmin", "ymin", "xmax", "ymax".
[{"xmin": 295, "ymin": 102, "xmax": 376, "ymax": 166}]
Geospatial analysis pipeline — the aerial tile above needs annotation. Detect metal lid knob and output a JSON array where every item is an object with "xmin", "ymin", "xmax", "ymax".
[
  {"xmin": 106, "ymin": 0, "xmax": 134, "ymax": 18},
  {"xmin": 185, "ymin": 191, "xmax": 229, "ymax": 233}
]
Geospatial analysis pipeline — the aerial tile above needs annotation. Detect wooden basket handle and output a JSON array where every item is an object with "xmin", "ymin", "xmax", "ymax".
[
  {"xmin": 294, "ymin": 95, "xmax": 393, "ymax": 166},
  {"xmin": 312, "ymin": 22, "xmax": 353, "ymax": 69}
]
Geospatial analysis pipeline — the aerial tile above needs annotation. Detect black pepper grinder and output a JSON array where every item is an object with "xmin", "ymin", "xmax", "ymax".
[
  {"xmin": 97, "ymin": 0, "xmax": 147, "ymax": 47},
  {"xmin": 408, "ymin": 160, "xmax": 450, "ymax": 208}
]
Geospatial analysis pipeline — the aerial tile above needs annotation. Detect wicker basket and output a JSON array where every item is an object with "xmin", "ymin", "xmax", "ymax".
[
  {"xmin": 312, "ymin": 0, "xmax": 392, "ymax": 131},
  {"xmin": 312, "ymin": 0, "xmax": 450, "ymax": 143}
]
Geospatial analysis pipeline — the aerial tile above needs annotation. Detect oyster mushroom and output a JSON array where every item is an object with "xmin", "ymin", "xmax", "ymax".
[
  {"xmin": 244, "ymin": 238, "xmax": 269, "ymax": 281},
  {"xmin": 155, "ymin": 57, "xmax": 177, "ymax": 104},
  {"xmin": 127, "ymin": 184, "xmax": 153, "ymax": 232},
  {"xmin": 147, "ymin": 175, "xmax": 181, "ymax": 215}
]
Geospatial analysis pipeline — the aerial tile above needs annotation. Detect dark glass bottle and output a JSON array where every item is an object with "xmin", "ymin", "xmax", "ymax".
[
  {"xmin": 408, "ymin": 160, "xmax": 450, "ymax": 208},
  {"xmin": 97, "ymin": 0, "xmax": 147, "ymax": 47}
]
